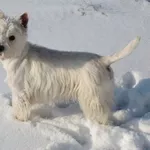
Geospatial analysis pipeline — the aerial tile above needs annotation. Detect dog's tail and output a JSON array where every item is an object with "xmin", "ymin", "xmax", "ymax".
[{"xmin": 102, "ymin": 36, "xmax": 141, "ymax": 66}]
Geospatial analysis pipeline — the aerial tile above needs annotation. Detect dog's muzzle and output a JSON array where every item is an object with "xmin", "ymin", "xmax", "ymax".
[
  {"xmin": 0, "ymin": 45, "xmax": 5, "ymax": 52},
  {"xmin": 0, "ymin": 45, "xmax": 5, "ymax": 59}
]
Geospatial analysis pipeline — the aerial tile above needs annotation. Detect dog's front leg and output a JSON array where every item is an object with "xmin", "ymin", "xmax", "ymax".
[{"xmin": 12, "ymin": 91, "xmax": 31, "ymax": 121}]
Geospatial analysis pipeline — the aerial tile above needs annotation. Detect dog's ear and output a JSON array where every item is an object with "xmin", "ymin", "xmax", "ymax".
[
  {"xmin": 19, "ymin": 13, "xmax": 28, "ymax": 28},
  {"xmin": 0, "ymin": 10, "xmax": 5, "ymax": 19}
]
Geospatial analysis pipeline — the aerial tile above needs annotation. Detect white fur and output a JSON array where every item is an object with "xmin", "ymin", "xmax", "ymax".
[{"xmin": 0, "ymin": 12, "xmax": 140, "ymax": 124}]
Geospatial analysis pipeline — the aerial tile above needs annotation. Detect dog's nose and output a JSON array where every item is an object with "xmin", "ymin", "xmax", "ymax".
[{"xmin": 0, "ymin": 45, "xmax": 5, "ymax": 52}]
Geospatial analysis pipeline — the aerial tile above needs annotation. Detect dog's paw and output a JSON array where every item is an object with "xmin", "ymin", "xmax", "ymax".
[
  {"xmin": 13, "ymin": 109, "xmax": 30, "ymax": 122},
  {"xmin": 14, "ymin": 114, "xmax": 29, "ymax": 122}
]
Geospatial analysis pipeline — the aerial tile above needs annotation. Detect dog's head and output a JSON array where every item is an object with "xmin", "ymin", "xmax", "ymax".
[{"xmin": 0, "ymin": 11, "xmax": 28, "ymax": 59}]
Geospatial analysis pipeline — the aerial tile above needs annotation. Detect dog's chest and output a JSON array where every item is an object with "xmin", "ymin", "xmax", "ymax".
[{"xmin": 2, "ymin": 59, "xmax": 25, "ymax": 89}]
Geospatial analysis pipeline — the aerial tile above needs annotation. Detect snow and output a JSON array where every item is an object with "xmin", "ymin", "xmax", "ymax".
[{"xmin": 0, "ymin": 0, "xmax": 150, "ymax": 149}]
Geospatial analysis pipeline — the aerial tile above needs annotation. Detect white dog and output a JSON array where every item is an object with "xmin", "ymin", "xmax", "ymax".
[{"xmin": 0, "ymin": 11, "xmax": 140, "ymax": 125}]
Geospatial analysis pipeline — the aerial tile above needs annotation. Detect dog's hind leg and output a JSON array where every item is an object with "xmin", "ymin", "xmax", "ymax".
[
  {"xmin": 79, "ymin": 98, "xmax": 111, "ymax": 125},
  {"xmin": 78, "ymin": 85, "xmax": 113, "ymax": 125},
  {"xmin": 12, "ymin": 91, "xmax": 31, "ymax": 121}
]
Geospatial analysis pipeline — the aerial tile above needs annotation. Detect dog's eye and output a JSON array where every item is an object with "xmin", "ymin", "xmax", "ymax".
[
  {"xmin": 9, "ymin": 35, "xmax": 15, "ymax": 41},
  {"xmin": 106, "ymin": 66, "xmax": 111, "ymax": 72}
]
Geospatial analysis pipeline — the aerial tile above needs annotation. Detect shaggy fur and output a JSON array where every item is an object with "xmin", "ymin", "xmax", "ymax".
[{"xmin": 0, "ymin": 11, "xmax": 140, "ymax": 124}]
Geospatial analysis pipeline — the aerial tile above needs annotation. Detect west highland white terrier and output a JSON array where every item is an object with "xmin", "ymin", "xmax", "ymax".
[{"xmin": 0, "ymin": 11, "xmax": 140, "ymax": 124}]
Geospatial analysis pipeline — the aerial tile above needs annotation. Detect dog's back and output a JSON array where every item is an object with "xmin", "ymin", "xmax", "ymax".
[{"xmin": 28, "ymin": 43, "xmax": 102, "ymax": 68}]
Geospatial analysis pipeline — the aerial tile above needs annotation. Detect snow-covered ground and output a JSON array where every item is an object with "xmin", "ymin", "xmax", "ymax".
[{"xmin": 0, "ymin": 0, "xmax": 150, "ymax": 149}]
